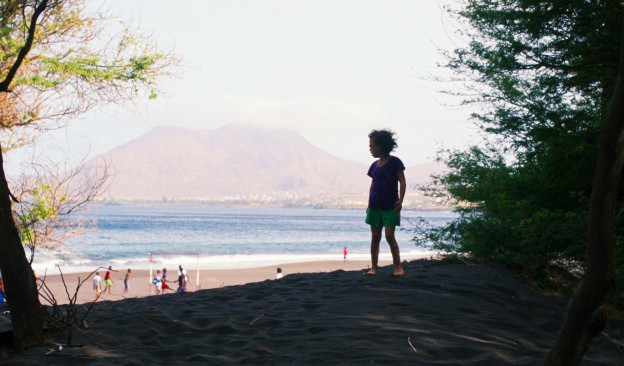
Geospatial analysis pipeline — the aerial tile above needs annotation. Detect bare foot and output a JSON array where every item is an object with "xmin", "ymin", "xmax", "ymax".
[
  {"xmin": 392, "ymin": 267, "xmax": 404, "ymax": 276},
  {"xmin": 365, "ymin": 268, "xmax": 377, "ymax": 275}
]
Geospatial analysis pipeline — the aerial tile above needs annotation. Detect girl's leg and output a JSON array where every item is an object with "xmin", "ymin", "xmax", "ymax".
[
  {"xmin": 367, "ymin": 226, "xmax": 383, "ymax": 274},
  {"xmin": 384, "ymin": 226, "xmax": 404, "ymax": 276}
]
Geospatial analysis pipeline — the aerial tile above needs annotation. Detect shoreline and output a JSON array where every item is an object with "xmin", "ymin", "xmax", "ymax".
[
  {"xmin": 30, "ymin": 250, "xmax": 434, "ymax": 275},
  {"xmin": 38, "ymin": 259, "xmax": 390, "ymax": 306}
]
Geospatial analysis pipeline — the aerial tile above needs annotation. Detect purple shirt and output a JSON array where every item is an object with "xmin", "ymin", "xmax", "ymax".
[{"xmin": 367, "ymin": 156, "xmax": 405, "ymax": 210}]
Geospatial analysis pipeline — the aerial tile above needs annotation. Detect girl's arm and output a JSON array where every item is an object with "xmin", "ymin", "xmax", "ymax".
[{"xmin": 395, "ymin": 170, "xmax": 406, "ymax": 211}]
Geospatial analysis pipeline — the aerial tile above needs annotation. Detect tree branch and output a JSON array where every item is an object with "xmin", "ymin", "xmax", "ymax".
[{"xmin": 0, "ymin": 0, "xmax": 50, "ymax": 92}]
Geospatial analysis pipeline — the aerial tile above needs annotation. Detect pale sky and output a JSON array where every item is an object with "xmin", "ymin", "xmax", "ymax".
[{"xmin": 15, "ymin": 0, "xmax": 477, "ymax": 169}]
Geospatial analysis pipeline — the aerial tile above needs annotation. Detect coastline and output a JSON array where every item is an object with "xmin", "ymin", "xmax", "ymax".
[{"xmin": 29, "ymin": 205, "xmax": 450, "ymax": 277}]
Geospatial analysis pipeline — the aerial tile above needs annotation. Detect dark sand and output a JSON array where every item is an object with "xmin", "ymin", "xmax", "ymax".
[{"xmin": 1, "ymin": 259, "xmax": 622, "ymax": 365}]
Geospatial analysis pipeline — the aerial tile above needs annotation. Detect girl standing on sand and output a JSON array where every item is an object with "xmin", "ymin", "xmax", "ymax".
[{"xmin": 365, "ymin": 129, "xmax": 405, "ymax": 276}]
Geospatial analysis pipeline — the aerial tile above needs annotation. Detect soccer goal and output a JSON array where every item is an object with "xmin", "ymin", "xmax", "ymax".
[{"xmin": 148, "ymin": 252, "xmax": 200, "ymax": 293}]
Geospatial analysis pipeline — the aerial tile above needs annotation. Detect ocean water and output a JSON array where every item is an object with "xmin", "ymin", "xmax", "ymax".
[{"xmin": 31, "ymin": 204, "xmax": 453, "ymax": 274}]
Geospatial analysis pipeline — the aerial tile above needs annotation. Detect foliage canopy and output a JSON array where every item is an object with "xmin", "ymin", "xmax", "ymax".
[
  {"xmin": 0, "ymin": 0, "xmax": 177, "ymax": 151},
  {"xmin": 418, "ymin": 1, "xmax": 623, "ymax": 308}
]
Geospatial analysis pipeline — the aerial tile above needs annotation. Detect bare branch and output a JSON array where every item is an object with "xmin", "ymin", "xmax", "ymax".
[{"xmin": 12, "ymin": 151, "xmax": 112, "ymax": 254}]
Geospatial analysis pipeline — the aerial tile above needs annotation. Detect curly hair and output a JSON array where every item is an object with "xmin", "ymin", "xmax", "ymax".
[{"xmin": 368, "ymin": 129, "xmax": 398, "ymax": 155}]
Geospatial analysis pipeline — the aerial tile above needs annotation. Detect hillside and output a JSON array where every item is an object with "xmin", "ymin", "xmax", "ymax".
[{"xmin": 89, "ymin": 124, "xmax": 443, "ymax": 205}]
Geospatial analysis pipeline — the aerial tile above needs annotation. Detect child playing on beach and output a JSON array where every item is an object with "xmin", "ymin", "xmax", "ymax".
[
  {"xmin": 104, "ymin": 266, "xmax": 113, "ymax": 294},
  {"xmin": 175, "ymin": 270, "xmax": 187, "ymax": 292},
  {"xmin": 93, "ymin": 272, "xmax": 102, "ymax": 299},
  {"xmin": 153, "ymin": 270, "xmax": 163, "ymax": 295},
  {"xmin": 365, "ymin": 129, "xmax": 406, "ymax": 276},
  {"xmin": 161, "ymin": 267, "xmax": 173, "ymax": 292},
  {"xmin": 123, "ymin": 269, "xmax": 131, "ymax": 296}
]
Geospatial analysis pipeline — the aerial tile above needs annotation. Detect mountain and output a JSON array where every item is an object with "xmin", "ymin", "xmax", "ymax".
[{"xmin": 90, "ymin": 124, "xmax": 443, "ymax": 202}]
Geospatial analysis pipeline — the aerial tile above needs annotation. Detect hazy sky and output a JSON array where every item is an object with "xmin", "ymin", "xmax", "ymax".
[{"xmin": 24, "ymin": 0, "xmax": 477, "ymax": 168}]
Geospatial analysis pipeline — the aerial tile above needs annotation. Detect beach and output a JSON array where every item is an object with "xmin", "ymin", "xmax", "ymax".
[
  {"xmin": 1, "ymin": 259, "xmax": 623, "ymax": 365},
  {"xmin": 36, "ymin": 260, "xmax": 382, "ymax": 306}
]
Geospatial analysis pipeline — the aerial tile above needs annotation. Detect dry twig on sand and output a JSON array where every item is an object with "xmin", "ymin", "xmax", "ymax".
[
  {"xmin": 249, "ymin": 312, "xmax": 265, "ymax": 326},
  {"xmin": 408, "ymin": 337, "xmax": 418, "ymax": 353}
]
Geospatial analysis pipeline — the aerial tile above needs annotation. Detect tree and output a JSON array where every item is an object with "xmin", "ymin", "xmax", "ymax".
[
  {"xmin": 416, "ymin": 1, "xmax": 622, "ymax": 363},
  {"xmin": 0, "ymin": 0, "xmax": 178, "ymax": 349},
  {"xmin": 545, "ymin": 5, "xmax": 624, "ymax": 364},
  {"xmin": 421, "ymin": 1, "xmax": 622, "ymax": 278}
]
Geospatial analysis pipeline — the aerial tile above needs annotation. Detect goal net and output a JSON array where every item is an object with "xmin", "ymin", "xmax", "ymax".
[{"xmin": 148, "ymin": 252, "xmax": 200, "ymax": 293}]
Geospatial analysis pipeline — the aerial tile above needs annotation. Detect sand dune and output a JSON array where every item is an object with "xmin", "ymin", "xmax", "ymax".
[{"xmin": 1, "ymin": 259, "xmax": 622, "ymax": 365}]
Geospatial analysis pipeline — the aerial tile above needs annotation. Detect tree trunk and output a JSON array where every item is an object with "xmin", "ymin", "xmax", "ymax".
[
  {"xmin": 544, "ymin": 6, "xmax": 624, "ymax": 366},
  {"xmin": 0, "ymin": 149, "xmax": 43, "ymax": 350},
  {"xmin": 0, "ymin": 0, "xmax": 50, "ymax": 351}
]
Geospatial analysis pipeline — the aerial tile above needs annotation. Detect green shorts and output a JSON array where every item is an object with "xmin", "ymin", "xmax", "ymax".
[{"xmin": 365, "ymin": 208, "xmax": 401, "ymax": 228}]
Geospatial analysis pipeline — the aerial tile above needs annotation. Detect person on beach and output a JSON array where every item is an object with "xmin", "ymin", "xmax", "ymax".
[
  {"xmin": 123, "ymin": 269, "xmax": 131, "ymax": 296},
  {"xmin": 153, "ymin": 270, "xmax": 163, "ymax": 295},
  {"xmin": 343, "ymin": 247, "xmax": 349, "ymax": 262},
  {"xmin": 0, "ymin": 275, "xmax": 5, "ymax": 303},
  {"xmin": 104, "ymin": 266, "xmax": 113, "ymax": 294},
  {"xmin": 183, "ymin": 269, "xmax": 191, "ymax": 290},
  {"xmin": 275, "ymin": 268, "xmax": 283, "ymax": 279},
  {"xmin": 175, "ymin": 270, "xmax": 187, "ymax": 292},
  {"xmin": 93, "ymin": 272, "xmax": 102, "ymax": 299},
  {"xmin": 365, "ymin": 129, "xmax": 405, "ymax": 276},
  {"xmin": 176, "ymin": 265, "xmax": 192, "ymax": 291},
  {"xmin": 161, "ymin": 268, "xmax": 173, "ymax": 292}
]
